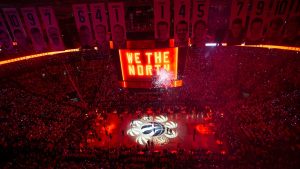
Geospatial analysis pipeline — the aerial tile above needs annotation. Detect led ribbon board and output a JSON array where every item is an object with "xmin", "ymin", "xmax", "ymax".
[
  {"xmin": 127, "ymin": 115, "xmax": 178, "ymax": 145},
  {"xmin": 119, "ymin": 48, "xmax": 178, "ymax": 82}
]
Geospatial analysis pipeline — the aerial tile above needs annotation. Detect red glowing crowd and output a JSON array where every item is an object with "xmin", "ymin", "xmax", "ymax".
[{"xmin": 0, "ymin": 46, "xmax": 299, "ymax": 168}]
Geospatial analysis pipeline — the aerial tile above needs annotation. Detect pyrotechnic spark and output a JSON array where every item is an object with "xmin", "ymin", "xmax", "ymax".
[{"xmin": 153, "ymin": 68, "xmax": 173, "ymax": 88}]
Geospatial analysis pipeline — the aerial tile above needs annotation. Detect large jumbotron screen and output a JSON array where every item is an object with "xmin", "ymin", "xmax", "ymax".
[{"xmin": 118, "ymin": 47, "xmax": 182, "ymax": 88}]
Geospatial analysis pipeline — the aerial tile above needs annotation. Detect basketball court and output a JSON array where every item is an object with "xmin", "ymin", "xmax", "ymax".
[{"xmin": 85, "ymin": 110, "xmax": 227, "ymax": 154}]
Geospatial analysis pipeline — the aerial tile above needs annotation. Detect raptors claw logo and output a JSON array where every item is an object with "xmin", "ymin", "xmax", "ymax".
[{"xmin": 127, "ymin": 115, "xmax": 178, "ymax": 145}]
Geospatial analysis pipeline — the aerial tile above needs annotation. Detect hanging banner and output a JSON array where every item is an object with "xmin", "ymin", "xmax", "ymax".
[
  {"xmin": 21, "ymin": 7, "xmax": 48, "ymax": 52},
  {"xmin": 39, "ymin": 6, "xmax": 64, "ymax": 51},
  {"xmin": 2, "ymin": 8, "xmax": 30, "ymax": 50},
  {"xmin": 108, "ymin": 2, "xmax": 127, "ymax": 49},
  {"xmin": 246, "ymin": 0, "xmax": 270, "ymax": 44},
  {"xmin": 191, "ymin": 0, "xmax": 210, "ymax": 46},
  {"xmin": 264, "ymin": 0, "xmax": 291, "ymax": 44},
  {"xmin": 174, "ymin": 0, "xmax": 190, "ymax": 47},
  {"xmin": 154, "ymin": 0, "xmax": 171, "ymax": 41},
  {"xmin": 270, "ymin": 0, "xmax": 292, "ymax": 18},
  {"xmin": 90, "ymin": 3, "xmax": 109, "ymax": 52},
  {"xmin": 229, "ymin": 0, "xmax": 249, "ymax": 29},
  {"xmin": 73, "ymin": 4, "xmax": 94, "ymax": 48},
  {"xmin": 0, "ymin": 14, "xmax": 13, "ymax": 51},
  {"xmin": 282, "ymin": 0, "xmax": 300, "ymax": 45},
  {"xmin": 289, "ymin": 0, "xmax": 300, "ymax": 17}
]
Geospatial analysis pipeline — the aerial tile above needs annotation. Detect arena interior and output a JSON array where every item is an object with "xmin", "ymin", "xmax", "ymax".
[{"xmin": 0, "ymin": 0, "xmax": 299, "ymax": 169}]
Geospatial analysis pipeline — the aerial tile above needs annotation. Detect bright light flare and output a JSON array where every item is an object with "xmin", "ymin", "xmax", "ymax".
[
  {"xmin": 0, "ymin": 48, "xmax": 80, "ymax": 66},
  {"xmin": 205, "ymin": 43, "xmax": 217, "ymax": 46},
  {"xmin": 238, "ymin": 44, "xmax": 300, "ymax": 52}
]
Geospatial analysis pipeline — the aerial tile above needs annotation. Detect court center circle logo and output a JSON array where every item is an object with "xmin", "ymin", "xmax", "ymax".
[{"xmin": 127, "ymin": 115, "xmax": 178, "ymax": 145}]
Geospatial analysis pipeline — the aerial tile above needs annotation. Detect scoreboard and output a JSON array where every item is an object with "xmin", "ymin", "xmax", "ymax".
[{"xmin": 118, "ymin": 47, "xmax": 182, "ymax": 88}]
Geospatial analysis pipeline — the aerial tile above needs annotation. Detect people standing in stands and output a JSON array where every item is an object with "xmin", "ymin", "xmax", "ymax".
[
  {"xmin": 282, "ymin": 16, "xmax": 300, "ymax": 46},
  {"xmin": 263, "ymin": 18, "xmax": 284, "ymax": 45},
  {"xmin": 113, "ymin": 24, "xmax": 126, "ymax": 49},
  {"xmin": 246, "ymin": 17, "xmax": 263, "ymax": 45},
  {"xmin": 155, "ymin": 21, "xmax": 169, "ymax": 48},
  {"xmin": 175, "ymin": 20, "xmax": 189, "ymax": 47},
  {"xmin": 192, "ymin": 20, "xmax": 213, "ymax": 47},
  {"xmin": 225, "ymin": 18, "xmax": 245, "ymax": 45}
]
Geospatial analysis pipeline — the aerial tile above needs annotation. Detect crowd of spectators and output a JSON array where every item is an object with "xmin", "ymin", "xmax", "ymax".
[
  {"xmin": 0, "ymin": 46, "xmax": 299, "ymax": 168},
  {"xmin": 183, "ymin": 47, "xmax": 299, "ymax": 168}
]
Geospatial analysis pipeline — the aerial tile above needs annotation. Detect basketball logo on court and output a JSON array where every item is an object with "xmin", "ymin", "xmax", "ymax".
[{"xmin": 127, "ymin": 115, "xmax": 178, "ymax": 145}]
